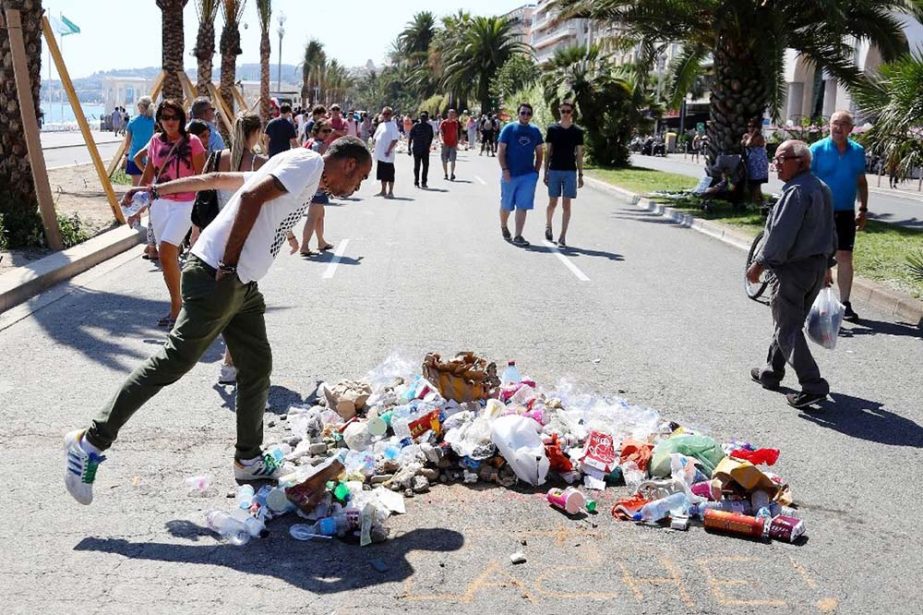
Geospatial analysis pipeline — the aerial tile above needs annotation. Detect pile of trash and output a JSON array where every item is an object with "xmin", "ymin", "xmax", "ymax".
[{"xmin": 201, "ymin": 352, "xmax": 805, "ymax": 546}]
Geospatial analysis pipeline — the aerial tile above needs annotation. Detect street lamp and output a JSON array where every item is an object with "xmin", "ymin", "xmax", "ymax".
[{"xmin": 276, "ymin": 12, "xmax": 286, "ymax": 92}]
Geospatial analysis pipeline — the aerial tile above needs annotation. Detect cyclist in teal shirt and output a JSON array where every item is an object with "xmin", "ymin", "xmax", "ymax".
[
  {"xmin": 809, "ymin": 110, "xmax": 869, "ymax": 322},
  {"xmin": 498, "ymin": 103, "xmax": 544, "ymax": 247}
]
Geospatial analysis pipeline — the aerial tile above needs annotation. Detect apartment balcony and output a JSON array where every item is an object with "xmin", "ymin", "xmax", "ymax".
[{"xmin": 532, "ymin": 24, "xmax": 580, "ymax": 50}]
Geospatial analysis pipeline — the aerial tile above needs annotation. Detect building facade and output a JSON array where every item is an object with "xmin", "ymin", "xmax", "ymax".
[
  {"xmin": 529, "ymin": 0, "xmax": 589, "ymax": 64},
  {"xmin": 502, "ymin": 4, "xmax": 536, "ymax": 45}
]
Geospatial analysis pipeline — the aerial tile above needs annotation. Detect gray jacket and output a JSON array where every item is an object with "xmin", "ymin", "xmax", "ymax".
[{"xmin": 757, "ymin": 171, "xmax": 837, "ymax": 269}]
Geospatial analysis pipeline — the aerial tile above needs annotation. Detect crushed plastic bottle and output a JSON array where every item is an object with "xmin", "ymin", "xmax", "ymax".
[
  {"xmin": 237, "ymin": 484, "xmax": 255, "ymax": 509},
  {"xmin": 205, "ymin": 510, "xmax": 251, "ymax": 545},
  {"xmin": 633, "ymin": 492, "xmax": 693, "ymax": 523}
]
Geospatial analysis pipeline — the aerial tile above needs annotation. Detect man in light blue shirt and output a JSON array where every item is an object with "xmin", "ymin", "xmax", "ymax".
[
  {"xmin": 497, "ymin": 103, "xmax": 543, "ymax": 247},
  {"xmin": 191, "ymin": 96, "xmax": 226, "ymax": 154},
  {"xmin": 809, "ymin": 110, "xmax": 868, "ymax": 322}
]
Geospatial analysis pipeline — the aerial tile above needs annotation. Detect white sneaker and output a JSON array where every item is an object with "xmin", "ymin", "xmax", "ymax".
[
  {"xmin": 218, "ymin": 364, "xmax": 238, "ymax": 385},
  {"xmin": 64, "ymin": 430, "xmax": 106, "ymax": 505},
  {"xmin": 234, "ymin": 452, "xmax": 285, "ymax": 481}
]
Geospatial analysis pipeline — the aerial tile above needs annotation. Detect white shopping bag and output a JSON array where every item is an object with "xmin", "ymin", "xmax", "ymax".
[{"xmin": 804, "ymin": 287, "xmax": 845, "ymax": 350}]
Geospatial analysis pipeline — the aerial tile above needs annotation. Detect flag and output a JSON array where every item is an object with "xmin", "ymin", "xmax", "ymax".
[{"xmin": 49, "ymin": 14, "xmax": 80, "ymax": 36}]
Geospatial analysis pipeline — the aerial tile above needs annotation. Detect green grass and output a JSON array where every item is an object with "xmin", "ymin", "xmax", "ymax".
[
  {"xmin": 590, "ymin": 166, "xmax": 923, "ymax": 299},
  {"xmin": 110, "ymin": 169, "xmax": 133, "ymax": 186},
  {"xmin": 586, "ymin": 166, "xmax": 697, "ymax": 194}
]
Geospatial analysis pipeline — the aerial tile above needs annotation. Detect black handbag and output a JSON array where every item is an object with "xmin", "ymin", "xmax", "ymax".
[{"xmin": 191, "ymin": 150, "xmax": 221, "ymax": 229}]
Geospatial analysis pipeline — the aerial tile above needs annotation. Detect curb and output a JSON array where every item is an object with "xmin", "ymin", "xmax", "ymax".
[
  {"xmin": 0, "ymin": 224, "xmax": 145, "ymax": 314},
  {"xmin": 584, "ymin": 175, "xmax": 923, "ymax": 329}
]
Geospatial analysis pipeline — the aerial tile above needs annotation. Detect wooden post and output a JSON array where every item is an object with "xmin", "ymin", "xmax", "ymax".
[
  {"xmin": 106, "ymin": 71, "xmax": 166, "ymax": 177},
  {"xmin": 177, "ymin": 70, "xmax": 197, "ymax": 109},
  {"xmin": 4, "ymin": 9, "xmax": 63, "ymax": 250},
  {"xmin": 41, "ymin": 15, "xmax": 125, "ymax": 224},
  {"xmin": 205, "ymin": 81, "xmax": 235, "ymax": 136},
  {"xmin": 232, "ymin": 85, "xmax": 249, "ymax": 113}
]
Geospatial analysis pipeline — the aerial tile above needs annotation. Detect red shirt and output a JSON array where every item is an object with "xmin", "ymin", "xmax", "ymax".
[{"xmin": 440, "ymin": 120, "xmax": 461, "ymax": 147}]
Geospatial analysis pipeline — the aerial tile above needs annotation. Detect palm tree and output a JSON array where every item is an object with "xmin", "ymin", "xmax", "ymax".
[
  {"xmin": 542, "ymin": 45, "xmax": 647, "ymax": 166},
  {"xmin": 398, "ymin": 12, "xmax": 439, "ymax": 100},
  {"xmin": 0, "ymin": 0, "xmax": 43, "ymax": 246},
  {"xmin": 322, "ymin": 59, "xmax": 352, "ymax": 106},
  {"xmin": 157, "ymin": 0, "xmax": 188, "ymax": 102},
  {"xmin": 398, "ymin": 11, "xmax": 436, "ymax": 56},
  {"xmin": 301, "ymin": 39, "xmax": 325, "ymax": 106},
  {"xmin": 854, "ymin": 51, "xmax": 923, "ymax": 183},
  {"xmin": 255, "ymin": 0, "xmax": 272, "ymax": 122},
  {"xmin": 555, "ymin": 0, "xmax": 920, "ymax": 162},
  {"xmin": 442, "ymin": 15, "xmax": 529, "ymax": 113},
  {"xmin": 219, "ymin": 0, "xmax": 247, "ymax": 116},
  {"xmin": 193, "ymin": 0, "xmax": 221, "ymax": 97}
]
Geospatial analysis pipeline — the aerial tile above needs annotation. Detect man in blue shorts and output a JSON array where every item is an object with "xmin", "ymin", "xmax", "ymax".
[
  {"xmin": 498, "ymin": 103, "xmax": 544, "ymax": 246},
  {"xmin": 810, "ymin": 110, "xmax": 868, "ymax": 322},
  {"xmin": 543, "ymin": 100, "xmax": 584, "ymax": 248}
]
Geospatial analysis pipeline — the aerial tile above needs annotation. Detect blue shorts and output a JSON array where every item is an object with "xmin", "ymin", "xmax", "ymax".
[
  {"xmin": 500, "ymin": 172, "xmax": 538, "ymax": 211},
  {"xmin": 126, "ymin": 159, "xmax": 144, "ymax": 176},
  {"xmin": 547, "ymin": 169, "xmax": 577, "ymax": 199}
]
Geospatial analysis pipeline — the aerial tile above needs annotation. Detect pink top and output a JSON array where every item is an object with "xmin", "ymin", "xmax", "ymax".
[{"xmin": 148, "ymin": 134, "xmax": 205, "ymax": 201}]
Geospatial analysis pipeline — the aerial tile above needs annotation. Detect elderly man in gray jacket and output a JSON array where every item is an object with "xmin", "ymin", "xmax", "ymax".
[{"xmin": 747, "ymin": 139, "xmax": 838, "ymax": 409}]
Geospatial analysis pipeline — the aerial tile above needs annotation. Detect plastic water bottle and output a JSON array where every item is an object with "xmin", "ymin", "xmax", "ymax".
[
  {"xmin": 122, "ymin": 190, "xmax": 151, "ymax": 217},
  {"xmin": 237, "ymin": 484, "xmax": 255, "ymax": 509},
  {"xmin": 633, "ymin": 492, "xmax": 692, "ymax": 522},
  {"xmin": 205, "ymin": 510, "xmax": 251, "ymax": 545},
  {"xmin": 501, "ymin": 361, "xmax": 522, "ymax": 386}
]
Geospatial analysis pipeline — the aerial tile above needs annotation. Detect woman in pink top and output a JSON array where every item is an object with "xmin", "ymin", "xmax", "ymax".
[{"xmin": 137, "ymin": 99, "xmax": 206, "ymax": 327}]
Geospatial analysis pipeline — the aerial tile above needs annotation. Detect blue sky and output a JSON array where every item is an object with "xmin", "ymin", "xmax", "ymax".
[{"xmin": 42, "ymin": 0, "xmax": 529, "ymax": 79}]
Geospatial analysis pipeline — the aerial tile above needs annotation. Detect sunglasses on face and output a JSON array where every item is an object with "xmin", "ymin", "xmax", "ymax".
[
  {"xmin": 320, "ymin": 129, "xmax": 332, "ymax": 133},
  {"xmin": 160, "ymin": 114, "xmax": 179, "ymax": 121},
  {"xmin": 519, "ymin": 110, "xmax": 533, "ymax": 116},
  {"xmin": 560, "ymin": 108, "xmax": 573, "ymax": 114}
]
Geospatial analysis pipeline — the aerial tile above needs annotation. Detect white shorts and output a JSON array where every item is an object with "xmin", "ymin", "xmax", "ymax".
[{"xmin": 149, "ymin": 198, "xmax": 194, "ymax": 247}]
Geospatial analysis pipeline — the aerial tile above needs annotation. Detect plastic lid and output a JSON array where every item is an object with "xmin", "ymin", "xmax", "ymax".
[
  {"xmin": 507, "ymin": 360, "xmax": 516, "ymax": 366},
  {"xmin": 585, "ymin": 499, "xmax": 598, "ymax": 513},
  {"xmin": 318, "ymin": 517, "xmax": 337, "ymax": 536}
]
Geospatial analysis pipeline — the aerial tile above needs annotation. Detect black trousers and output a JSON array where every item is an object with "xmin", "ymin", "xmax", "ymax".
[{"xmin": 413, "ymin": 152, "xmax": 429, "ymax": 185}]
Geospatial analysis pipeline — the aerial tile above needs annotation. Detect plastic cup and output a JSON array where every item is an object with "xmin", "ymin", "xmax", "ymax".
[{"xmin": 546, "ymin": 487, "xmax": 586, "ymax": 514}]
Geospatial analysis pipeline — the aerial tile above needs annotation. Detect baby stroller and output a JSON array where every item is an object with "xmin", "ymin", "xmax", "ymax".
[{"xmin": 690, "ymin": 153, "xmax": 748, "ymax": 212}]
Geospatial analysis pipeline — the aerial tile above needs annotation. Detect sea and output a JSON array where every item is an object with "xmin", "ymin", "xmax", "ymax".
[{"xmin": 39, "ymin": 101, "xmax": 107, "ymax": 130}]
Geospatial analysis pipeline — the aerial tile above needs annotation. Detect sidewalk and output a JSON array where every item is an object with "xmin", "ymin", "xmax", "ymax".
[
  {"xmin": 40, "ymin": 129, "xmax": 122, "ymax": 151},
  {"xmin": 660, "ymin": 152, "xmax": 923, "ymax": 204}
]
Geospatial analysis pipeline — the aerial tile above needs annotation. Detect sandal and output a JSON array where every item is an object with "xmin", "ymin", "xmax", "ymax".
[
  {"xmin": 157, "ymin": 315, "xmax": 177, "ymax": 328},
  {"xmin": 300, "ymin": 250, "xmax": 319, "ymax": 257},
  {"xmin": 318, "ymin": 244, "xmax": 335, "ymax": 252}
]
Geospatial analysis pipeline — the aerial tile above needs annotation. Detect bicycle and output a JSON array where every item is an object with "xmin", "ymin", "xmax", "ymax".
[{"xmin": 744, "ymin": 203, "xmax": 776, "ymax": 300}]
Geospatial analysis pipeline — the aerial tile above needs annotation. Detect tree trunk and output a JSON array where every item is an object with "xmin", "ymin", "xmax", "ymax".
[
  {"xmin": 194, "ymin": 19, "xmax": 216, "ymax": 97},
  {"xmin": 260, "ymin": 29, "xmax": 270, "ymax": 123},
  {"xmin": 706, "ymin": 34, "xmax": 767, "ymax": 165},
  {"xmin": 0, "ymin": 0, "xmax": 43, "ymax": 243},
  {"xmin": 160, "ymin": 0, "xmax": 186, "ymax": 102},
  {"xmin": 219, "ymin": 20, "xmax": 241, "ymax": 125}
]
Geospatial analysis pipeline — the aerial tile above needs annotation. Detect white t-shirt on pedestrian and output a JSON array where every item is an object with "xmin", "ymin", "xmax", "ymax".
[
  {"xmin": 192, "ymin": 148, "xmax": 323, "ymax": 283},
  {"xmin": 373, "ymin": 121, "xmax": 400, "ymax": 163}
]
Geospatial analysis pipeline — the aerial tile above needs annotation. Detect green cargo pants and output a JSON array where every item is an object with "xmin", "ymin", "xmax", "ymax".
[{"xmin": 86, "ymin": 255, "xmax": 272, "ymax": 460}]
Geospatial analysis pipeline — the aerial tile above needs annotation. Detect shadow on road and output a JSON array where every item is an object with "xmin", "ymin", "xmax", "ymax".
[
  {"xmin": 301, "ymin": 252, "xmax": 364, "ymax": 266},
  {"xmin": 565, "ymin": 246, "xmax": 624, "ymax": 261},
  {"xmin": 73, "ymin": 526, "xmax": 464, "ymax": 591},
  {"xmin": 840, "ymin": 318, "xmax": 923, "ymax": 340},
  {"xmin": 800, "ymin": 392, "xmax": 923, "ymax": 447}
]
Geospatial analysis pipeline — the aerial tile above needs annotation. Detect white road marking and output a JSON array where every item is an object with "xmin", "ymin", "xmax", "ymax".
[
  {"xmin": 543, "ymin": 240, "xmax": 590, "ymax": 282},
  {"xmin": 322, "ymin": 239, "xmax": 350, "ymax": 279},
  {"xmin": 473, "ymin": 175, "xmax": 487, "ymax": 185}
]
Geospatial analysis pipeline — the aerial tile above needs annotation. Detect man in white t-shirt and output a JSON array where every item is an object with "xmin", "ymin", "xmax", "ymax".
[
  {"xmin": 63, "ymin": 137, "xmax": 372, "ymax": 506},
  {"xmin": 372, "ymin": 106, "xmax": 400, "ymax": 198}
]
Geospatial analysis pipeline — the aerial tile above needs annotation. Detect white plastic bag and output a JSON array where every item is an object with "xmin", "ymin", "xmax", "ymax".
[
  {"xmin": 490, "ymin": 415, "xmax": 550, "ymax": 486},
  {"xmin": 805, "ymin": 287, "xmax": 845, "ymax": 350}
]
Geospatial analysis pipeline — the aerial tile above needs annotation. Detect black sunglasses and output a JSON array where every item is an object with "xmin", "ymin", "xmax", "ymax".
[
  {"xmin": 560, "ymin": 108, "xmax": 573, "ymax": 114},
  {"xmin": 519, "ymin": 110, "xmax": 533, "ymax": 116},
  {"xmin": 160, "ymin": 114, "xmax": 179, "ymax": 121}
]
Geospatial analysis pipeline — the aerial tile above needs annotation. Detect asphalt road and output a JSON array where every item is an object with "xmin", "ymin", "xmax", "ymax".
[
  {"xmin": 1, "ymin": 148, "xmax": 922, "ymax": 614},
  {"xmin": 631, "ymin": 153, "xmax": 923, "ymax": 229},
  {"xmin": 44, "ymin": 140, "xmax": 121, "ymax": 170}
]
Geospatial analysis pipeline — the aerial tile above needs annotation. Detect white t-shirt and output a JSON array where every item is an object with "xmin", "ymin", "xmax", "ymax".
[
  {"xmin": 373, "ymin": 121, "xmax": 400, "ymax": 162},
  {"xmin": 192, "ymin": 148, "xmax": 323, "ymax": 283}
]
